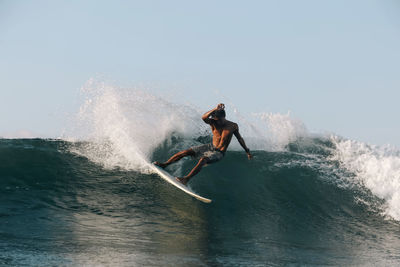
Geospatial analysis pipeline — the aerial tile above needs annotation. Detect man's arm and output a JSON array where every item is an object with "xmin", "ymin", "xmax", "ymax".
[
  {"xmin": 202, "ymin": 103, "xmax": 224, "ymax": 124},
  {"xmin": 233, "ymin": 126, "xmax": 253, "ymax": 160}
]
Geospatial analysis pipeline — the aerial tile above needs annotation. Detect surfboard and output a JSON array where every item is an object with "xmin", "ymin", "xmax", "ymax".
[{"xmin": 148, "ymin": 163, "xmax": 212, "ymax": 203}]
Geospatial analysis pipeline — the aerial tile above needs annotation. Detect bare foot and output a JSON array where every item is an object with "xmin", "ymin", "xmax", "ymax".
[
  {"xmin": 153, "ymin": 161, "xmax": 167, "ymax": 168},
  {"xmin": 176, "ymin": 177, "xmax": 188, "ymax": 185}
]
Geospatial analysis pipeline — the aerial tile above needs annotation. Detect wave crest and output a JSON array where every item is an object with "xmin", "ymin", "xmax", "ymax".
[
  {"xmin": 66, "ymin": 79, "xmax": 308, "ymax": 171},
  {"xmin": 332, "ymin": 137, "xmax": 400, "ymax": 220}
]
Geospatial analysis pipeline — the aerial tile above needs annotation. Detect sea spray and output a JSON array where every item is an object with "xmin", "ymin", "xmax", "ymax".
[
  {"xmin": 67, "ymin": 79, "xmax": 309, "ymax": 172},
  {"xmin": 67, "ymin": 79, "xmax": 208, "ymax": 171},
  {"xmin": 332, "ymin": 137, "xmax": 400, "ymax": 220}
]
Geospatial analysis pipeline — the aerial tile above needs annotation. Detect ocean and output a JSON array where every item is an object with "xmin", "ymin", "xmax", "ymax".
[{"xmin": 1, "ymin": 84, "xmax": 400, "ymax": 266}]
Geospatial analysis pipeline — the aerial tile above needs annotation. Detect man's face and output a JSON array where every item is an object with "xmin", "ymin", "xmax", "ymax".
[{"xmin": 212, "ymin": 116, "xmax": 225, "ymax": 126}]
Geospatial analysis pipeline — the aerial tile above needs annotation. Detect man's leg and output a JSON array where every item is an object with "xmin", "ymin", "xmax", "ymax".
[
  {"xmin": 176, "ymin": 157, "xmax": 208, "ymax": 185},
  {"xmin": 154, "ymin": 148, "xmax": 195, "ymax": 168}
]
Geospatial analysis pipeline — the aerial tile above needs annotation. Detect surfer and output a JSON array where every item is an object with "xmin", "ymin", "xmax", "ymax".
[{"xmin": 154, "ymin": 103, "xmax": 252, "ymax": 185}]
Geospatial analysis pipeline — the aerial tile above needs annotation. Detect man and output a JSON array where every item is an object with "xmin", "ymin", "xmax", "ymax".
[{"xmin": 154, "ymin": 103, "xmax": 252, "ymax": 185}]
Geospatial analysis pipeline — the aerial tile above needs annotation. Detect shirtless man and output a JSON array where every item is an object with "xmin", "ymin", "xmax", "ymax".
[{"xmin": 154, "ymin": 103, "xmax": 252, "ymax": 185}]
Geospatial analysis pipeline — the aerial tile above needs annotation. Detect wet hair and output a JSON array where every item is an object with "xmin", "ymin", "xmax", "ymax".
[{"xmin": 214, "ymin": 109, "xmax": 226, "ymax": 118}]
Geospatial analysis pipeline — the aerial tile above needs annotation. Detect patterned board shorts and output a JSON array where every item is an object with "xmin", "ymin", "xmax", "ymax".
[{"xmin": 190, "ymin": 143, "xmax": 224, "ymax": 164}]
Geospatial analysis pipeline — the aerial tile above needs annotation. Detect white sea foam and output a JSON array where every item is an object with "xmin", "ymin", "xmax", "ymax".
[
  {"xmin": 229, "ymin": 111, "xmax": 308, "ymax": 151},
  {"xmin": 332, "ymin": 137, "xmax": 400, "ymax": 221},
  {"xmin": 66, "ymin": 79, "xmax": 309, "ymax": 171},
  {"xmin": 66, "ymin": 79, "xmax": 208, "ymax": 171}
]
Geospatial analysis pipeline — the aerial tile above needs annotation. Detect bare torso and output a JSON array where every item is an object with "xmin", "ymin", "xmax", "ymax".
[{"xmin": 210, "ymin": 120, "xmax": 238, "ymax": 152}]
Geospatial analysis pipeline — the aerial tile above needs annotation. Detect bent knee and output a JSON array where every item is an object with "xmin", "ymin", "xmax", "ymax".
[{"xmin": 185, "ymin": 148, "xmax": 195, "ymax": 156}]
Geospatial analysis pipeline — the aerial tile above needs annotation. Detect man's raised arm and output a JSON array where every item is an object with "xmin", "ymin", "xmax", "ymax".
[
  {"xmin": 202, "ymin": 103, "xmax": 224, "ymax": 124},
  {"xmin": 233, "ymin": 127, "xmax": 253, "ymax": 160}
]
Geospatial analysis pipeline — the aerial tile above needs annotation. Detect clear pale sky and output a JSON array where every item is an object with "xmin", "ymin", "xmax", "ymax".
[{"xmin": 1, "ymin": 0, "xmax": 399, "ymax": 146}]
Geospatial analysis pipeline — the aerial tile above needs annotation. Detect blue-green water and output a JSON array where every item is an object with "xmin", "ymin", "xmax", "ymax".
[{"xmin": 1, "ymin": 138, "xmax": 400, "ymax": 266}]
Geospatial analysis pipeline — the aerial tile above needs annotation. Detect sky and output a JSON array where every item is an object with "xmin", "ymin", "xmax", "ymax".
[{"xmin": 1, "ymin": 0, "xmax": 399, "ymax": 145}]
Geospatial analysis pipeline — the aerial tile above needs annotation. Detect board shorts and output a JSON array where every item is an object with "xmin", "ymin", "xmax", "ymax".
[{"xmin": 190, "ymin": 143, "xmax": 225, "ymax": 164}]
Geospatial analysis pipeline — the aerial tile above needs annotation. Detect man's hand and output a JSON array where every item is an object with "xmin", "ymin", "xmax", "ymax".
[
  {"xmin": 247, "ymin": 152, "xmax": 253, "ymax": 160},
  {"xmin": 203, "ymin": 104, "xmax": 224, "ymax": 124},
  {"xmin": 217, "ymin": 103, "xmax": 225, "ymax": 110}
]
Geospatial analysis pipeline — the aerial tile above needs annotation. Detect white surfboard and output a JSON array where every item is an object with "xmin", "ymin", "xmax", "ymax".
[{"xmin": 148, "ymin": 163, "xmax": 212, "ymax": 203}]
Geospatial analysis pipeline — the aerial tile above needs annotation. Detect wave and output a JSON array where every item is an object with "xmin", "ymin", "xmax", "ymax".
[
  {"xmin": 0, "ymin": 134, "xmax": 398, "ymax": 224},
  {"xmin": 1, "ymin": 136, "xmax": 400, "ymax": 265},
  {"xmin": 56, "ymin": 80, "xmax": 400, "ymax": 222},
  {"xmin": 2, "ymin": 80, "xmax": 400, "ymax": 265},
  {"xmin": 2, "ymin": 80, "xmax": 400, "ymax": 222}
]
